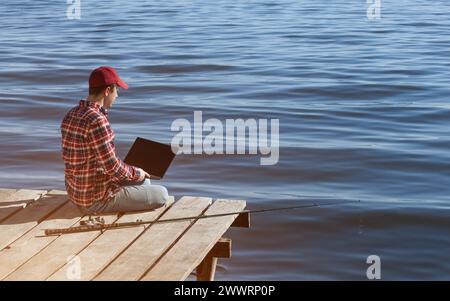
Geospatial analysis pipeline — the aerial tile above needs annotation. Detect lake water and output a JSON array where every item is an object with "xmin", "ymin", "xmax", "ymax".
[{"xmin": 1, "ymin": 0, "xmax": 450, "ymax": 280}]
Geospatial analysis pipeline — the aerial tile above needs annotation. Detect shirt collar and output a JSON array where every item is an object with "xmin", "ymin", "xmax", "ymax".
[{"xmin": 79, "ymin": 99, "xmax": 108, "ymax": 116}]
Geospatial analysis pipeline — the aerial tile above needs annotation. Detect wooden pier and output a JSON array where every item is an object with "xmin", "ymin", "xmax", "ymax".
[{"xmin": 0, "ymin": 188, "xmax": 249, "ymax": 281}]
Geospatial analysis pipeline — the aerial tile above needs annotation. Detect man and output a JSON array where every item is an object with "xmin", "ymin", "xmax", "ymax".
[{"xmin": 61, "ymin": 66, "xmax": 169, "ymax": 214}]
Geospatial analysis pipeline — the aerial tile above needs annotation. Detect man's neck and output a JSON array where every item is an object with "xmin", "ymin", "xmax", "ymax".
[{"xmin": 86, "ymin": 95, "xmax": 104, "ymax": 107}]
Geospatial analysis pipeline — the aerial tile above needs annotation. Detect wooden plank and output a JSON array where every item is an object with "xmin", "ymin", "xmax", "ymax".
[
  {"xmin": 0, "ymin": 189, "xmax": 47, "ymax": 223},
  {"xmin": 94, "ymin": 196, "xmax": 212, "ymax": 281},
  {"xmin": 196, "ymin": 254, "xmax": 218, "ymax": 281},
  {"xmin": 5, "ymin": 212, "xmax": 119, "ymax": 281},
  {"xmin": 0, "ymin": 189, "xmax": 17, "ymax": 201},
  {"xmin": 196, "ymin": 238, "xmax": 232, "ymax": 281},
  {"xmin": 47, "ymin": 197, "xmax": 175, "ymax": 281},
  {"xmin": 0, "ymin": 189, "xmax": 47, "ymax": 203},
  {"xmin": 0, "ymin": 189, "xmax": 17, "ymax": 222},
  {"xmin": 0, "ymin": 191, "xmax": 63, "ymax": 251},
  {"xmin": 141, "ymin": 199, "xmax": 246, "ymax": 281},
  {"xmin": 47, "ymin": 190, "xmax": 67, "ymax": 195},
  {"xmin": 0, "ymin": 201, "xmax": 83, "ymax": 280},
  {"xmin": 207, "ymin": 237, "xmax": 232, "ymax": 258},
  {"xmin": 231, "ymin": 212, "xmax": 250, "ymax": 228}
]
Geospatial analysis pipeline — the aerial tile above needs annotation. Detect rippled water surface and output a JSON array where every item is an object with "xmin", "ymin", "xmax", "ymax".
[{"xmin": 1, "ymin": 0, "xmax": 450, "ymax": 280}]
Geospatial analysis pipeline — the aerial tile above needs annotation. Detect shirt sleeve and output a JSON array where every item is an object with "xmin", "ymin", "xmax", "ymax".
[{"xmin": 87, "ymin": 116, "xmax": 141, "ymax": 182}]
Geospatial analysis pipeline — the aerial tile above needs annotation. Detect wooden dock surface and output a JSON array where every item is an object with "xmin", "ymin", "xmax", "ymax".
[{"xmin": 0, "ymin": 188, "xmax": 249, "ymax": 281}]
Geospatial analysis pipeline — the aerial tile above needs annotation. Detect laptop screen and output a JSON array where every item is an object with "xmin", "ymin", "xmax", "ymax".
[{"xmin": 123, "ymin": 137, "xmax": 177, "ymax": 179}]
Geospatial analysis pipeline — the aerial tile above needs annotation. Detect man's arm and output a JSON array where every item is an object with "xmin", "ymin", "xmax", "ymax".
[{"xmin": 87, "ymin": 117, "xmax": 142, "ymax": 181}]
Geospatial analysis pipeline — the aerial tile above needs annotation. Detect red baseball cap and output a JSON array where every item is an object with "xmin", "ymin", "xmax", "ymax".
[{"xmin": 89, "ymin": 66, "xmax": 129, "ymax": 90}]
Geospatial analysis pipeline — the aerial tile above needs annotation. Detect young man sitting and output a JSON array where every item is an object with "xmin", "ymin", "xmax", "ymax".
[{"xmin": 61, "ymin": 66, "xmax": 169, "ymax": 214}]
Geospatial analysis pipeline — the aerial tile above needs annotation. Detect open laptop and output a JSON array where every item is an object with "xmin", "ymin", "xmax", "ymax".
[{"xmin": 124, "ymin": 137, "xmax": 177, "ymax": 180}]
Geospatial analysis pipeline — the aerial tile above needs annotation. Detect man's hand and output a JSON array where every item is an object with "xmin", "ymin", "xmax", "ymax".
[{"xmin": 137, "ymin": 168, "xmax": 151, "ymax": 182}]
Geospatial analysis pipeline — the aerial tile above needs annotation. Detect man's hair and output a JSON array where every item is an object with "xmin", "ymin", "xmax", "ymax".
[{"xmin": 89, "ymin": 84, "xmax": 116, "ymax": 96}]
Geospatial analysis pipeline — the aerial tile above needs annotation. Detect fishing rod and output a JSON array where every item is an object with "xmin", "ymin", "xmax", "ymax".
[{"xmin": 43, "ymin": 199, "xmax": 360, "ymax": 236}]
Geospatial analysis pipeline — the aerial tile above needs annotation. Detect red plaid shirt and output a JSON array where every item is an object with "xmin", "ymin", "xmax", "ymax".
[{"xmin": 60, "ymin": 100, "xmax": 141, "ymax": 208}]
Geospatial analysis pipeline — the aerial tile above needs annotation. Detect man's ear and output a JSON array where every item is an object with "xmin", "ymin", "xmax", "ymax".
[{"xmin": 104, "ymin": 86, "xmax": 111, "ymax": 97}]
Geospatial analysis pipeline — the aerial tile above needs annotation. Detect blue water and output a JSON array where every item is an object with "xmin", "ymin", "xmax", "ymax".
[{"xmin": 1, "ymin": 0, "xmax": 450, "ymax": 280}]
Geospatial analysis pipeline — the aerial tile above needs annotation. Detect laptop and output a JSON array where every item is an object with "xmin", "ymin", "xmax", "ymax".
[{"xmin": 124, "ymin": 137, "xmax": 177, "ymax": 180}]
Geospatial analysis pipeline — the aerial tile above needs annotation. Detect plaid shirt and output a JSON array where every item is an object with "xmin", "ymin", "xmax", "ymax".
[{"xmin": 61, "ymin": 100, "xmax": 141, "ymax": 208}]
